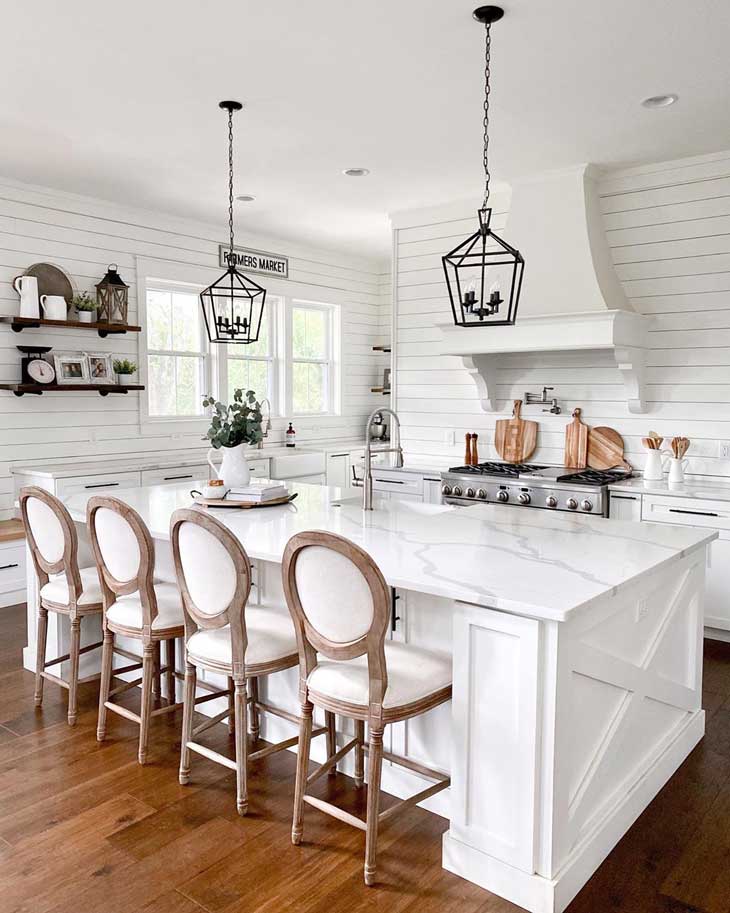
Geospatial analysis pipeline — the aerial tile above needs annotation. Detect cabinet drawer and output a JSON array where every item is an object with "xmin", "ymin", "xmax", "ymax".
[
  {"xmin": 642, "ymin": 495, "xmax": 730, "ymax": 532},
  {"xmin": 372, "ymin": 471, "xmax": 424, "ymax": 498},
  {"xmin": 0, "ymin": 542, "xmax": 26, "ymax": 594},
  {"xmin": 141, "ymin": 465, "xmax": 210, "ymax": 486},
  {"xmin": 57, "ymin": 471, "xmax": 142, "ymax": 499},
  {"xmin": 247, "ymin": 460, "xmax": 270, "ymax": 478}
]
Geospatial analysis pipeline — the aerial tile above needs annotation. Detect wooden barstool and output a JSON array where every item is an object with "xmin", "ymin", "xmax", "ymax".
[
  {"xmin": 20, "ymin": 486, "xmax": 104, "ymax": 726},
  {"xmin": 170, "ymin": 507, "xmax": 330, "ymax": 815},
  {"xmin": 87, "ymin": 495, "xmax": 184, "ymax": 764},
  {"xmin": 283, "ymin": 530, "xmax": 452, "ymax": 886}
]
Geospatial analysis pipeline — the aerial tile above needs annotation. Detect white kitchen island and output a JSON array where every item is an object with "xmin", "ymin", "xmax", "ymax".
[{"xmin": 24, "ymin": 481, "xmax": 716, "ymax": 913}]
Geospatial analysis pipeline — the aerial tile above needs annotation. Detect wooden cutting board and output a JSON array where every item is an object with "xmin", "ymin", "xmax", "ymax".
[
  {"xmin": 494, "ymin": 400, "xmax": 538, "ymax": 463},
  {"xmin": 564, "ymin": 408, "xmax": 588, "ymax": 469},
  {"xmin": 587, "ymin": 427, "xmax": 631, "ymax": 471}
]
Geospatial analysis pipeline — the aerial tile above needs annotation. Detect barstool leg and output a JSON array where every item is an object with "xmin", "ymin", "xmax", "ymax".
[
  {"xmin": 67, "ymin": 617, "xmax": 81, "ymax": 726},
  {"xmin": 248, "ymin": 676, "xmax": 260, "ymax": 739},
  {"xmin": 354, "ymin": 720, "xmax": 365, "ymax": 788},
  {"xmin": 34, "ymin": 607, "xmax": 49, "ymax": 707},
  {"xmin": 164, "ymin": 639, "xmax": 176, "ymax": 704},
  {"xmin": 179, "ymin": 661, "xmax": 196, "ymax": 784},
  {"xmin": 138, "ymin": 643, "xmax": 155, "ymax": 765},
  {"xmin": 234, "ymin": 678, "xmax": 249, "ymax": 815},
  {"xmin": 97, "ymin": 630, "xmax": 114, "ymax": 741},
  {"xmin": 152, "ymin": 642, "xmax": 161, "ymax": 703},
  {"xmin": 325, "ymin": 711, "xmax": 337, "ymax": 777},
  {"xmin": 292, "ymin": 702, "xmax": 313, "ymax": 845},
  {"xmin": 364, "ymin": 727, "xmax": 384, "ymax": 886},
  {"xmin": 227, "ymin": 676, "xmax": 235, "ymax": 735}
]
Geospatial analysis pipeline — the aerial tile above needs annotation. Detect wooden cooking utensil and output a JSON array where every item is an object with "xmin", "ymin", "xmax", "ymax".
[
  {"xmin": 494, "ymin": 400, "xmax": 538, "ymax": 463},
  {"xmin": 587, "ymin": 426, "xmax": 632, "ymax": 471},
  {"xmin": 470, "ymin": 433, "xmax": 479, "ymax": 466},
  {"xmin": 465, "ymin": 433, "xmax": 473, "ymax": 465},
  {"xmin": 564, "ymin": 408, "xmax": 588, "ymax": 469}
]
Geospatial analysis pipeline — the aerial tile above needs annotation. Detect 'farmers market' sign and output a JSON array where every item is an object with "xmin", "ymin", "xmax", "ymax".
[{"xmin": 219, "ymin": 245, "xmax": 289, "ymax": 279}]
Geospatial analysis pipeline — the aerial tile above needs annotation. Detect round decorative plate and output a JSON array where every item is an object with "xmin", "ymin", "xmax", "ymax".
[{"xmin": 14, "ymin": 262, "xmax": 74, "ymax": 304}]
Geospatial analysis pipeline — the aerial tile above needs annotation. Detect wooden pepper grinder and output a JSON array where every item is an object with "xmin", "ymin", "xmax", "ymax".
[
  {"xmin": 465, "ymin": 433, "xmax": 473, "ymax": 465},
  {"xmin": 470, "ymin": 433, "xmax": 479, "ymax": 466}
]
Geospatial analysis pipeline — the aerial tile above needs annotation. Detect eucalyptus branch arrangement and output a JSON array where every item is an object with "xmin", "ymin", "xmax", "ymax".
[{"xmin": 203, "ymin": 389, "xmax": 264, "ymax": 449}]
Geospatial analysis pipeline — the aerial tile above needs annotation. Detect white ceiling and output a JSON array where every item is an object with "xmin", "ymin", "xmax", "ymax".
[{"xmin": 2, "ymin": 0, "xmax": 729, "ymax": 263}]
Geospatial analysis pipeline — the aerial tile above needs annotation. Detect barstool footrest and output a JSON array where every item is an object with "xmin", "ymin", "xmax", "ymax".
[
  {"xmin": 307, "ymin": 736, "xmax": 359, "ymax": 786},
  {"xmin": 187, "ymin": 740, "xmax": 237, "ymax": 771},
  {"xmin": 378, "ymin": 778, "xmax": 450, "ymax": 824},
  {"xmin": 40, "ymin": 670, "xmax": 70, "ymax": 690},
  {"xmin": 104, "ymin": 701, "xmax": 141, "ymax": 724},
  {"xmin": 43, "ymin": 639, "xmax": 104, "ymax": 669},
  {"xmin": 303, "ymin": 795, "xmax": 367, "ymax": 831},
  {"xmin": 193, "ymin": 706, "xmax": 231, "ymax": 736}
]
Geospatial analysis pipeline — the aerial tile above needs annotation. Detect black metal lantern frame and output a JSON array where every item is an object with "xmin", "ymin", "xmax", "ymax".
[
  {"xmin": 443, "ymin": 6, "xmax": 524, "ymax": 328},
  {"xmin": 200, "ymin": 100, "xmax": 266, "ymax": 345}
]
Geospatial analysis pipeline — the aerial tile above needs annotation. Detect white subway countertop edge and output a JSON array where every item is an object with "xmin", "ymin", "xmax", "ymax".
[{"xmin": 61, "ymin": 481, "xmax": 716, "ymax": 623}]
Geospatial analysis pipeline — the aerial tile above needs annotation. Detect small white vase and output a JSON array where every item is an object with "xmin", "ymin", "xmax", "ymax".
[
  {"xmin": 208, "ymin": 443, "xmax": 250, "ymax": 488},
  {"xmin": 667, "ymin": 457, "xmax": 689, "ymax": 485},
  {"xmin": 77, "ymin": 310, "xmax": 95, "ymax": 323},
  {"xmin": 643, "ymin": 449, "xmax": 668, "ymax": 481},
  {"xmin": 116, "ymin": 372, "xmax": 135, "ymax": 385}
]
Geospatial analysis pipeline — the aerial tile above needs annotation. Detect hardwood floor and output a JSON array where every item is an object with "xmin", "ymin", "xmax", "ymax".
[{"xmin": 2, "ymin": 602, "xmax": 730, "ymax": 913}]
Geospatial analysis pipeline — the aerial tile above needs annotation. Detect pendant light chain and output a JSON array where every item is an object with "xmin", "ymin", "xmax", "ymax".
[
  {"xmin": 482, "ymin": 20, "xmax": 492, "ymax": 210},
  {"xmin": 228, "ymin": 107, "xmax": 235, "ymax": 257}
]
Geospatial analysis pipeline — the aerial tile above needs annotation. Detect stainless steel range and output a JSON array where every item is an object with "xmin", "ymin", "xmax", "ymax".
[{"xmin": 440, "ymin": 461, "xmax": 633, "ymax": 516}]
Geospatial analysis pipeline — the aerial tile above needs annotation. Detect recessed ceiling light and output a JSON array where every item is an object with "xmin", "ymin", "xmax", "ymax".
[
  {"xmin": 641, "ymin": 94, "xmax": 678, "ymax": 109},
  {"xmin": 343, "ymin": 167, "xmax": 370, "ymax": 177},
  {"xmin": 236, "ymin": 194, "xmax": 256, "ymax": 202}
]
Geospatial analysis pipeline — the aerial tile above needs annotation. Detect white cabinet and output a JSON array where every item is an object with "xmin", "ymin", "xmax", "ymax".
[
  {"xmin": 56, "ymin": 470, "xmax": 142, "ymax": 499},
  {"xmin": 141, "ymin": 465, "xmax": 210, "ymax": 486},
  {"xmin": 423, "ymin": 477, "xmax": 443, "ymax": 505},
  {"xmin": 325, "ymin": 452, "xmax": 351, "ymax": 490},
  {"xmin": 705, "ymin": 535, "xmax": 730, "ymax": 631},
  {"xmin": 371, "ymin": 468, "xmax": 424, "ymax": 502},
  {"xmin": 0, "ymin": 539, "xmax": 26, "ymax": 608},
  {"xmin": 609, "ymin": 492, "xmax": 642, "ymax": 521},
  {"xmin": 288, "ymin": 474, "xmax": 326, "ymax": 485}
]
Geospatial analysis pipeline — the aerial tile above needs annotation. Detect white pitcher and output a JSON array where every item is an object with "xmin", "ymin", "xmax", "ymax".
[
  {"xmin": 40, "ymin": 294, "xmax": 68, "ymax": 320},
  {"xmin": 207, "ymin": 444, "xmax": 250, "ymax": 488},
  {"xmin": 643, "ymin": 449, "xmax": 668, "ymax": 482},
  {"xmin": 13, "ymin": 275, "xmax": 40, "ymax": 318},
  {"xmin": 667, "ymin": 457, "xmax": 689, "ymax": 485}
]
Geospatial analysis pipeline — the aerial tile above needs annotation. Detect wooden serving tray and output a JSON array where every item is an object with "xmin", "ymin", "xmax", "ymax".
[{"xmin": 193, "ymin": 493, "xmax": 297, "ymax": 510}]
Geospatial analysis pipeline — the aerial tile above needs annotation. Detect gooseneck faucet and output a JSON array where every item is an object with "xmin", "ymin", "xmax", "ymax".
[
  {"xmin": 256, "ymin": 398, "xmax": 272, "ymax": 449},
  {"xmin": 363, "ymin": 407, "xmax": 403, "ymax": 510}
]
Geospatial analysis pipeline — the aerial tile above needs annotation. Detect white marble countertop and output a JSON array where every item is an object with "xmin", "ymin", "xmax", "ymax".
[
  {"xmin": 63, "ymin": 481, "xmax": 716, "ymax": 623},
  {"xmin": 610, "ymin": 476, "xmax": 730, "ymax": 503}
]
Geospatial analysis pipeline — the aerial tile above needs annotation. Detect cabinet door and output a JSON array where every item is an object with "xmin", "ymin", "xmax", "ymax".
[
  {"xmin": 609, "ymin": 492, "xmax": 642, "ymax": 521},
  {"xmin": 326, "ymin": 453, "xmax": 350, "ymax": 490},
  {"xmin": 705, "ymin": 535, "xmax": 730, "ymax": 631},
  {"xmin": 423, "ymin": 478, "xmax": 443, "ymax": 504}
]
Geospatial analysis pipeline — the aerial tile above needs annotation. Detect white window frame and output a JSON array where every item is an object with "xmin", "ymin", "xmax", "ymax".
[
  {"xmin": 284, "ymin": 299, "xmax": 340, "ymax": 417},
  {"xmin": 223, "ymin": 294, "xmax": 280, "ymax": 414}
]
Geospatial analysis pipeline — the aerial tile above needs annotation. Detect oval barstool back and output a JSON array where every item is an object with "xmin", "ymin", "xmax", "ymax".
[{"xmin": 19, "ymin": 486, "xmax": 104, "ymax": 725}]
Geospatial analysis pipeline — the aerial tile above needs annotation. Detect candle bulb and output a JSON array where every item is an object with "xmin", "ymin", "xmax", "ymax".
[{"xmin": 463, "ymin": 289, "xmax": 477, "ymax": 311}]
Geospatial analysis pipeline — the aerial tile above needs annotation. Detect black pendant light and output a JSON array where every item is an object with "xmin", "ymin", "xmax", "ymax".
[
  {"xmin": 200, "ymin": 101, "xmax": 266, "ymax": 345},
  {"xmin": 443, "ymin": 7, "xmax": 524, "ymax": 328}
]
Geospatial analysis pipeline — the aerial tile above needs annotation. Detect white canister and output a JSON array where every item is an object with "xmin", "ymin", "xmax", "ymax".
[
  {"xmin": 643, "ymin": 449, "xmax": 668, "ymax": 481},
  {"xmin": 40, "ymin": 294, "xmax": 68, "ymax": 320},
  {"xmin": 667, "ymin": 457, "xmax": 689, "ymax": 485},
  {"xmin": 13, "ymin": 275, "xmax": 40, "ymax": 318}
]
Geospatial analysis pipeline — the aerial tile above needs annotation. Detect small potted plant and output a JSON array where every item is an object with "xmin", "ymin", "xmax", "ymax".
[
  {"xmin": 73, "ymin": 292, "xmax": 96, "ymax": 323},
  {"xmin": 203, "ymin": 389, "xmax": 263, "ymax": 488},
  {"xmin": 113, "ymin": 358, "xmax": 137, "ymax": 385}
]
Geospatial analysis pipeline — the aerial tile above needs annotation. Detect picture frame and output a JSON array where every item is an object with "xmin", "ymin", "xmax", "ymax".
[
  {"xmin": 53, "ymin": 353, "xmax": 90, "ymax": 385},
  {"xmin": 85, "ymin": 352, "xmax": 113, "ymax": 384}
]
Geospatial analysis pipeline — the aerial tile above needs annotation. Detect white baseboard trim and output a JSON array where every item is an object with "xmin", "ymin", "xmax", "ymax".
[
  {"xmin": 704, "ymin": 626, "xmax": 730, "ymax": 643},
  {"xmin": 443, "ymin": 710, "xmax": 704, "ymax": 913}
]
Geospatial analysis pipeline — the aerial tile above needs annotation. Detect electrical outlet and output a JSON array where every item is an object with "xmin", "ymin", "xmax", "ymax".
[
  {"xmin": 444, "ymin": 430, "xmax": 455, "ymax": 446},
  {"xmin": 636, "ymin": 598, "xmax": 649, "ymax": 622},
  {"xmin": 720, "ymin": 441, "xmax": 730, "ymax": 460}
]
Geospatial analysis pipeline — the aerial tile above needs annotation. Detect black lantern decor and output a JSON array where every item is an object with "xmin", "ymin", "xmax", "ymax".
[
  {"xmin": 200, "ymin": 101, "xmax": 265, "ymax": 345},
  {"xmin": 443, "ymin": 7, "xmax": 524, "ymax": 328},
  {"xmin": 96, "ymin": 264, "xmax": 129, "ymax": 325}
]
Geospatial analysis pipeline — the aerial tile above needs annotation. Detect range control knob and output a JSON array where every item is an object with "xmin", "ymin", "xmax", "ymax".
[
  {"xmin": 567, "ymin": 498, "xmax": 578, "ymax": 510},
  {"xmin": 545, "ymin": 495, "xmax": 558, "ymax": 508},
  {"xmin": 496, "ymin": 490, "xmax": 509, "ymax": 503},
  {"xmin": 452, "ymin": 486, "xmax": 463, "ymax": 497},
  {"xmin": 477, "ymin": 488, "xmax": 488, "ymax": 500},
  {"xmin": 466, "ymin": 487, "xmax": 476, "ymax": 498},
  {"xmin": 518, "ymin": 492, "xmax": 531, "ymax": 505},
  {"xmin": 441, "ymin": 484, "xmax": 452, "ymax": 496},
  {"xmin": 581, "ymin": 499, "xmax": 593, "ymax": 512}
]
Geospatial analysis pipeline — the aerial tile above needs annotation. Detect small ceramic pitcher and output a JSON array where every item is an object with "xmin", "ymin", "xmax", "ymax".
[
  {"xmin": 667, "ymin": 457, "xmax": 689, "ymax": 485},
  {"xmin": 40, "ymin": 294, "xmax": 68, "ymax": 320},
  {"xmin": 207, "ymin": 443, "xmax": 250, "ymax": 488},
  {"xmin": 643, "ymin": 449, "xmax": 669, "ymax": 482},
  {"xmin": 13, "ymin": 275, "xmax": 40, "ymax": 318}
]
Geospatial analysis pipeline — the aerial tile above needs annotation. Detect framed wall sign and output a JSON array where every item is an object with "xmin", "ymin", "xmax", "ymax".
[{"xmin": 218, "ymin": 245, "xmax": 289, "ymax": 279}]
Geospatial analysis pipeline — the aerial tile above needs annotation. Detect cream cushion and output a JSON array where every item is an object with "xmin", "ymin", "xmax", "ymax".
[
  {"xmin": 40, "ymin": 566, "xmax": 102, "ymax": 607},
  {"xmin": 307, "ymin": 641, "xmax": 452, "ymax": 710},
  {"xmin": 26, "ymin": 497, "xmax": 66, "ymax": 564},
  {"xmin": 106, "ymin": 582, "xmax": 184, "ymax": 631},
  {"xmin": 187, "ymin": 604, "xmax": 298, "ymax": 669}
]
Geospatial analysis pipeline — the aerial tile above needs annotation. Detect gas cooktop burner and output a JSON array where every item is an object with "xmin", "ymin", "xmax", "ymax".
[{"xmin": 448, "ymin": 461, "xmax": 547, "ymax": 477}]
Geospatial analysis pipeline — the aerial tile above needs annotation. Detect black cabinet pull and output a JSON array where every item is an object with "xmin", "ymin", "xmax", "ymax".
[
  {"xmin": 0, "ymin": 563, "xmax": 19, "ymax": 571},
  {"xmin": 163, "ymin": 474, "xmax": 193, "ymax": 481},
  {"xmin": 611, "ymin": 495, "xmax": 638, "ymax": 501},
  {"xmin": 374, "ymin": 478, "xmax": 405, "ymax": 485},
  {"xmin": 391, "ymin": 588, "xmax": 401, "ymax": 632},
  {"xmin": 84, "ymin": 482, "xmax": 120, "ymax": 489},
  {"xmin": 669, "ymin": 508, "xmax": 719, "ymax": 518},
  {"xmin": 330, "ymin": 453, "xmax": 348, "ymax": 458}
]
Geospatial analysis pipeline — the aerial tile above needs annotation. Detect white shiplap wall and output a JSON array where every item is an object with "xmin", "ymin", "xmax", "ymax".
[
  {"xmin": 0, "ymin": 178, "xmax": 386, "ymax": 519},
  {"xmin": 391, "ymin": 151, "xmax": 730, "ymax": 476}
]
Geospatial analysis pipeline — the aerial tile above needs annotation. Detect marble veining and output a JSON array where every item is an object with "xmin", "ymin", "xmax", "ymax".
[{"xmin": 63, "ymin": 481, "xmax": 716, "ymax": 622}]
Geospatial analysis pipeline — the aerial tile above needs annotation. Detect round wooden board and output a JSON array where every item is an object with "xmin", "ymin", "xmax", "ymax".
[
  {"xmin": 14, "ymin": 262, "xmax": 74, "ymax": 304},
  {"xmin": 587, "ymin": 427, "xmax": 632, "ymax": 471}
]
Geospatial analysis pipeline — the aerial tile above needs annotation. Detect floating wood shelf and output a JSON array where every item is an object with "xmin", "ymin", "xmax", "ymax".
[
  {"xmin": 0, "ymin": 383, "xmax": 145, "ymax": 398},
  {"xmin": 370, "ymin": 387, "xmax": 391, "ymax": 395},
  {"xmin": 372, "ymin": 345, "xmax": 391, "ymax": 353},
  {"xmin": 0, "ymin": 316, "xmax": 141, "ymax": 338}
]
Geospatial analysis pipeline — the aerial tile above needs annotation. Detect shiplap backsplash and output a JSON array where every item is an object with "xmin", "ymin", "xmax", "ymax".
[
  {"xmin": 0, "ymin": 178, "xmax": 387, "ymax": 519},
  {"xmin": 391, "ymin": 150, "xmax": 730, "ymax": 476}
]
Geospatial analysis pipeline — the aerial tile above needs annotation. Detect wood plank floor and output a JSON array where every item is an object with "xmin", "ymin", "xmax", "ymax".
[{"xmin": 2, "ymin": 603, "xmax": 730, "ymax": 913}]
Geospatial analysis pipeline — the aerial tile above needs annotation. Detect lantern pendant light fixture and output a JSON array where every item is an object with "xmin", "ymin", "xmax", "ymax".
[
  {"xmin": 200, "ymin": 100, "xmax": 266, "ymax": 345},
  {"xmin": 443, "ymin": 6, "xmax": 524, "ymax": 328}
]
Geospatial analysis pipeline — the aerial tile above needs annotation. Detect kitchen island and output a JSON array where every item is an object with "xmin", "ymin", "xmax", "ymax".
[{"xmin": 23, "ymin": 481, "xmax": 716, "ymax": 913}]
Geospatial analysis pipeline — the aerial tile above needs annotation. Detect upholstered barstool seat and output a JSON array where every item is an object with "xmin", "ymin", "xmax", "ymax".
[
  {"xmin": 307, "ymin": 641, "xmax": 451, "ymax": 713},
  {"xmin": 187, "ymin": 604, "xmax": 298, "ymax": 671},
  {"xmin": 39, "ymin": 566, "xmax": 103, "ymax": 608},
  {"xmin": 106, "ymin": 583, "xmax": 184, "ymax": 633}
]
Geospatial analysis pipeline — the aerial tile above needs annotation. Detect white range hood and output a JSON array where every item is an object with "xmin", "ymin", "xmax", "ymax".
[{"xmin": 438, "ymin": 165, "xmax": 650, "ymax": 413}]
